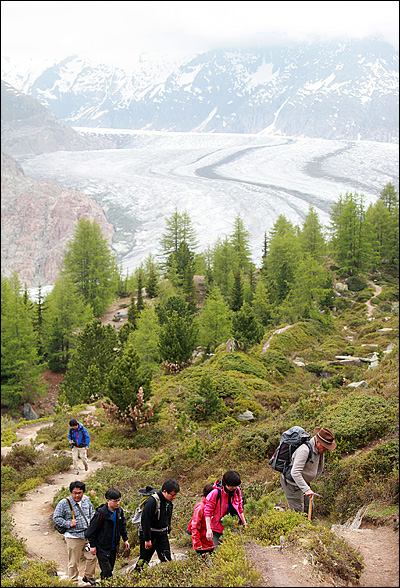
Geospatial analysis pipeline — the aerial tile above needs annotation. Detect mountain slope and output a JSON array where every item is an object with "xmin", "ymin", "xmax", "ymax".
[
  {"xmin": 1, "ymin": 150, "xmax": 114, "ymax": 286},
  {"xmin": 1, "ymin": 80, "xmax": 115, "ymax": 155},
  {"xmin": 2, "ymin": 39, "xmax": 398, "ymax": 141}
]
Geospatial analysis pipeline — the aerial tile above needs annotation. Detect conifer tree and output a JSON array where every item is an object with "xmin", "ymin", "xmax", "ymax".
[
  {"xmin": 158, "ymin": 311, "xmax": 198, "ymax": 367},
  {"xmin": 230, "ymin": 214, "xmax": 251, "ymax": 271},
  {"xmin": 298, "ymin": 204, "xmax": 326, "ymax": 261},
  {"xmin": 132, "ymin": 306, "xmax": 161, "ymax": 371},
  {"xmin": 329, "ymin": 192, "xmax": 378, "ymax": 274},
  {"xmin": 43, "ymin": 274, "xmax": 93, "ymax": 371},
  {"xmin": 1, "ymin": 273, "xmax": 45, "ymax": 407},
  {"xmin": 230, "ymin": 269, "xmax": 244, "ymax": 311},
  {"xmin": 32, "ymin": 284, "xmax": 47, "ymax": 359},
  {"xmin": 136, "ymin": 272, "xmax": 145, "ymax": 311},
  {"xmin": 199, "ymin": 287, "xmax": 232, "ymax": 351},
  {"xmin": 146, "ymin": 261, "xmax": 159, "ymax": 299},
  {"xmin": 159, "ymin": 209, "xmax": 198, "ymax": 271},
  {"xmin": 231, "ymin": 301, "xmax": 264, "ymax": 350},
  {"xmin": 266, "ymin": 215, "xmax": 299, "ymax": 304},
  {"xmin": 62, "ymin": 218, "xmax": 118, "ymax": 317},
  {"xmin": 379, "ymin": 182, "xmax": 398, "ymax": 212},
  {"xmin": 253, "ymin": 278, "xmax": 273, "ymax": 326},
  {"xmin": 106, "ymin": 338, "xmax": 141, "ymax": 411},
  {"xmin": 210, "ymin": 237, "xmax": 233, "ymax": 298},
  {"xmin": 183, "ymin": 261, "xmax": 197, "ymax": 313},
  {"xmin": 61, "ymin": 318, "xmax": 118, "ymax": 406}
]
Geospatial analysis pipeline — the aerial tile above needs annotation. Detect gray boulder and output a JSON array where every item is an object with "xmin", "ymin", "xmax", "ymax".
[{"xmin": 23, "ymin": 403, "xmax": 39, "ymax": 420}]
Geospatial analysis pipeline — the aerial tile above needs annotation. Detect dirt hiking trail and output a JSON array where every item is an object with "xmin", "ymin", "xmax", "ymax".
[{"xmin": 5, "ymin": 405, "xmax": 399, "ymax": 587}]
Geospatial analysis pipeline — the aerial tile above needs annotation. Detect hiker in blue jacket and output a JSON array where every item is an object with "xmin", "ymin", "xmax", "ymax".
[
  {"xmin": 69, "ymin": 418, "xmax": 90, "ymax": 475},
  {"xmin": 135, "ymin": 479, "xmax": 180, "ymax": 570}
]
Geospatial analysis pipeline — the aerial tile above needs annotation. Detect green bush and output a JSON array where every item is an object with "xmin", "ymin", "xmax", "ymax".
[
  {"xmin": 323, "ymin": 394, "xmax": 397, "ymax": 452},
  {"xmin": 0, "ymin": 560, "xmax": 71, "ymax": 587},
  {"xmin": 237, "ymin": 425, "xmax": 280, "ymax": 461},
  {"xmin": 2, "ymin": 445, "xmax": 38, "ymax": 471},
  {"xmin": 346, "ymin": 276, "xmax": 368, "ymax": 291},
  {"xmin": 215, "ymin": 353, "xmax": 269, "ymax": 380},
  {"xmin": 16, "ymin": 477, "xmax": 43, "ymax": 497},
  {"xmin": 358, "ymin": 439, "xmax": 399, "ymax": 480},
  {"xmin": 259, "ymin": 350, "xmax": 295, "ymax": 378},
  {"xmin": 246, "ymin": 508, "xmax": 310, "ymax": 545}
]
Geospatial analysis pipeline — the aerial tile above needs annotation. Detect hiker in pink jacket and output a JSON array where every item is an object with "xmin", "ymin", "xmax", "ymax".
[
  {"xmin": 189, "ymin": 483, "xmax": 215, "ymax": 553},
  {"xmin": 204, "ymin": 470, "xmax": 247, "ymax": 548}
]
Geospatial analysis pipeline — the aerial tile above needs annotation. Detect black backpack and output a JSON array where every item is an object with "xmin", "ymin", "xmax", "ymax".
[{"xmin": 269, "ymin": 426, "xmax": 313, "ymax": 483}]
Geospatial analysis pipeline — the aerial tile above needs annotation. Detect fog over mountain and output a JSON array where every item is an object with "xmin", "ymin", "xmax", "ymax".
[{"xmin": 2, "ymin": 39, "xmax": 398, "ymax": 142}]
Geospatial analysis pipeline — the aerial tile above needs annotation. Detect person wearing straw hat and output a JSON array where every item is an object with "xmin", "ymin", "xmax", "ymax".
[{"xmin": 280, "ymin": 427, "xmax": 336, "ymax": 513}]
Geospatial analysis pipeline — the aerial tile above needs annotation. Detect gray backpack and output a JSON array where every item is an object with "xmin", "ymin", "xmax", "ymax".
[
  {"xmin": 131, "ymin": 487, "xmax": 160, "ymax": 526},
  {"xmin": 269, "ymin": 426, "xmax": 313, "ymax": 482}
]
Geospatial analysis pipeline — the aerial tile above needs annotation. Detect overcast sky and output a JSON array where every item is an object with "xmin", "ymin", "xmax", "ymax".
[{"xmin": 1, "ymin": 1, "xmax": 399, "ymax": 70}]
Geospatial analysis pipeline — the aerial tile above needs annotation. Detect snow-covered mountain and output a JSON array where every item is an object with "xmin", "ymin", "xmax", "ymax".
[{"xmin": 2, "ymin": 39, "xmax": 398, "ymax": 142}]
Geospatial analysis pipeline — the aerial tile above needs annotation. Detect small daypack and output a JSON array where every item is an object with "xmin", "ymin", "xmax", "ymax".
[
  {"xmin": 269, "ymin": 426, "xmax": 313, "ymax": 483},
  {"xmin": 131, "ymin": 487, "xmax": 160, "ymax": 527},
  {"xmin": 54, "ymin": 498, "xmax": 75, "ymax": 534}
]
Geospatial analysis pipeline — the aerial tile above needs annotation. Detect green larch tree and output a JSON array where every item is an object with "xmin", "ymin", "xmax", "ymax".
[
  {"xmin": 298, "ymin": 204, "xmax": 326, "ymax": 261},
  {"xmin": 62, "ymin": 218, "xmax": 118, "ymax": 317},
  {"xmin": 43, "ymin": 274, "xmax": 93, "ymax": 371},
  {"xmin": 199, "ymin": 287, "xmax": 232, "ymax": 351},
  {"xmin": 1, "ymin": 273, "xmax": 45, "ymax": 408},
  {"xmin": 230, "ymin": 214, "xmax": 252, "ymax": 271}
]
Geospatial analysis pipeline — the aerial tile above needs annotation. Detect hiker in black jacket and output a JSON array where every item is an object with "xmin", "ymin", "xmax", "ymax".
[
  {"xmin": 85, "ymin": 488, "xmax": 129, "ymax": 581},
  {"xmin": 135, "ymin": 479, "xmax": 180, "ymax": 570}
]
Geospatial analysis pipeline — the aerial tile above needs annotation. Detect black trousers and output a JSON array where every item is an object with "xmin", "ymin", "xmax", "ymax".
[
  {"xmin": 136, "ymin": 532, "xmax": 171, "ymax": 568},
  {"xmin": 96, "ymin": 547, "xmax": 117, "ymax": 579}
]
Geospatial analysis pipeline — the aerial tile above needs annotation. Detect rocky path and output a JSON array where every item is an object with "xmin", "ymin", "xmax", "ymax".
[
  {"xmin": 4, "ymin": 407, "xmax": 185, "ymax": 586},
  {"xmin": 4, "ymin": 403, "xmax": 399, "ymax": 587},
  {"xmin": 365, "ymin": 281, "xmax": 383, "ymax": 317}
]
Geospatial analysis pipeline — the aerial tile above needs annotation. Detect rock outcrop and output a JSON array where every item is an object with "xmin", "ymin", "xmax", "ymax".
[{"xmin": 1, "ymin": 150, "xmax": 114, "ymax": 287}]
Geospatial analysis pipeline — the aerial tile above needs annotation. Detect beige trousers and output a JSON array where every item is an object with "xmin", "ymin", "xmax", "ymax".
[
  {"xmin": 65, "ymin": 537, "xmax": 96, "ymax": 582},
  {"xmin": 71, "ymin": 446, "xmax": 88, "ymax": 471}
]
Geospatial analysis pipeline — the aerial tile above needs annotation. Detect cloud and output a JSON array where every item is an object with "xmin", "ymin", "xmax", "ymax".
[{"xmin": 1, "ymin": 0, "xmax": 398, "ymax": 69}]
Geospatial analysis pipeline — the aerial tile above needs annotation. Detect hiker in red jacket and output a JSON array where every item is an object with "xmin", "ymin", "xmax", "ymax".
[
  {"xmin": 204, "ymin": 470, "xmax": 247, "ymax": 549},
  {"xmin": 188, "ymin": 483, "xmax": 215, "ymax": 554}
]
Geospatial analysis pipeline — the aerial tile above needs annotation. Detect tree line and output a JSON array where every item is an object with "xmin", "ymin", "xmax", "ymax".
[{"xmin": 1, "ymin": 183, "xmax": 398, "ymax": 414}]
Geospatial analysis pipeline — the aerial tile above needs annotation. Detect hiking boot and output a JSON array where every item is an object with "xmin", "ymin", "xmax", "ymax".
[
  {"xmin": 75, "ymin": 470, "xmax": 79, "ymax": 475},
  {"xmin": 84, "ymin": 463, "xmax": 88, "ymax": 471},
  {"xmin": 82, "ymin": 576, "xmax": 97, "ymax": 586}
]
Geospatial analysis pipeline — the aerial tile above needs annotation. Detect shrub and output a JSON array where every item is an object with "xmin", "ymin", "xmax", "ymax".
[
  {"xmin": 246, "ymin": 508, "xmax": 310, "ymax": 545},
  {"xmin": 16, "ymin": 477, "xmax": 43, "ymax": 497},
  {"xmin": 2, "ymin": 445, "xmax": 39, "ymax": 470},
  {"xmin": 259, "ymin": 350, "xmax": 295, "ymax": 378},
  {"xmin": 215, "ymin": 353, "xmax": 269, "ymax": 380},
  {"xmin": 308, "ymin": 526, "xmax": 363, "ymax": 584},
  {"xmin": 0, "ymin": 560, "xmax": 71, "ymax": 587},
  {"xmin": 323, "ymin": 394, "xmax": 397, "ymax": 453},
  {"xmin": 346, "ymin": 276, "xmax": 368, "ymax": 291}
]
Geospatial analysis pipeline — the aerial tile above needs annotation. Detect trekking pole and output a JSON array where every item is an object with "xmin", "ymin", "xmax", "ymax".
[{"xmin": 308, "ymin": 494, "xmax": 314, "ymax": 521}]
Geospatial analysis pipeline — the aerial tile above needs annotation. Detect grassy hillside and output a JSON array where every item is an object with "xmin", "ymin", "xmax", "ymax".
[{"xmin": 1, "ymin": 275, "xmax": 398, "ymax": 586}]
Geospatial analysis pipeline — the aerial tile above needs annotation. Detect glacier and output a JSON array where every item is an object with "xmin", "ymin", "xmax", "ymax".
[{"xmin": 17, "ymin": 130, "xmax": 399, "ymax": 275}]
